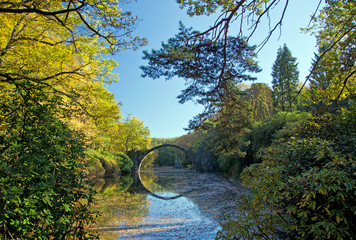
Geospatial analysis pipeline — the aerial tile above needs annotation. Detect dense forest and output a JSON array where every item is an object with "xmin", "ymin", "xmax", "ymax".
[{"xmin": 1, "ymin": 0, "xmax": 355, "ymax": 239}]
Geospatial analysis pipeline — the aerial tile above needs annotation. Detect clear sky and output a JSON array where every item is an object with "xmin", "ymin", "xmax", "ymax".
[{"xmin": 108, "ymin": 0, "xmax": 321, "ymax": 139}]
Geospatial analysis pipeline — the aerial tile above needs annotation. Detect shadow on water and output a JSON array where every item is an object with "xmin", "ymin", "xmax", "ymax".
[{"xmin": 89, "ymin": 167, "xmax": 245, "ymax": 239}]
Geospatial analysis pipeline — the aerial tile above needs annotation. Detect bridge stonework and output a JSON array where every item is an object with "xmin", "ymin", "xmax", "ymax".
[{"xmin": 129, "ymin": 144, "xmax": 215, "ymax": 172}]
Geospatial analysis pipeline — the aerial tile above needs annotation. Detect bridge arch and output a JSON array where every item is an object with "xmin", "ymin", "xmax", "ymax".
[
  {"xmin": 138, "ymin": 144, "xmax": 194, "ymax": 171},
  {"xmin": 137, "ymin": 144, "xmax": 196, "ymax": 200}
]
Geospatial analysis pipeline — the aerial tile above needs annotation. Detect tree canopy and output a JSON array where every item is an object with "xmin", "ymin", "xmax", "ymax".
[
  {"xmin": 246, "ymin": 83, "xmax": 273, "ymax": 122},
  {"xmin": 307, "ymin": 0, "xmax": 356, "ymax": 105},
  {"xmin": 141, "ymin": 23, "xmax": 260, "ymax": 127},
  {"xmin": 0, "ymin": 0, "xmax": 147, "ymax": 52},
  {"xmin": 0, "ymin": 1, "xmax": 151, "ymax": 238},
  {"xmin": 176, "ymin": 0, "xmax": 355, "ymax": 103}
]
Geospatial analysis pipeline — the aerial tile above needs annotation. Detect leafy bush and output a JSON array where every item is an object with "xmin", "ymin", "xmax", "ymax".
[
  {"xmin": 0, "ymin": 108, "xmax": 97, "ymax": 239},
  {"xmin": 217, "ymin": 193, "xmax": 288, "ymax": 240},
  {"xmin": 296, "ymin": 113, "xmax": 356, "ymax": 157},
  {"xmin": 85, "ymin": 150, "xmax": 106, "ymax": 177},
  {"xmin": 286, "ymin": 154, "xmax": 355, "ymax": 239},
  {"xmin": 85, "ymin": 150, "xmax": 120, "ymax": 177},
  {"xmin": 114, "ymin": 153, "xmax": 133, "ymax": 174},
  {"xmin": 85, "ymin": 150, "xmax": 133, "ymax": 176},
  {"xmin": 238, "ymin": 111, "xmax": 310, "ymax": 172},
  {"xmin": 216, "ymin": 154, "xmax": 236, "ymax": 173},
  {"xmin": 216, "ymin": 153, "xmax": 245, "ymax": 176},
  {"xmin": 218, "ymin": 137, "xmax": 355, "ymax": 240}
]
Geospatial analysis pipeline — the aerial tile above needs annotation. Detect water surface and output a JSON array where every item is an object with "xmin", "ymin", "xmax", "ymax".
[{"xmin": 90, "ymin": 167, "xmax": 246, "ymax": 239}]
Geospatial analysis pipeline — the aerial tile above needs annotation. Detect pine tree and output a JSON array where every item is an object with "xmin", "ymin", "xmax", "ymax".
[{"xmin": 271, "ymin": 44, "xmax": 299, "ymax": 111}]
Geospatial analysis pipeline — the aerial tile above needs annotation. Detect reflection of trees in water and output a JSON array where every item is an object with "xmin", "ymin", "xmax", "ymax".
[
  {"xmin": 140, "ymin": 168, "xmax": 198, "ymax": 195},
  {"xmin": 141, "ymin": 151, "xmax": 157, "ymax": 168},
  {"xmin": 92, "ymin": 175, "xmax": 133, "ymax": 194},
  {"xmin": 140, "ymin": 170, "xmax": 177, "ymax": 193},
  {"xmin": 89, "ymin": 175, "xmax": 149, "ymax": 238}
]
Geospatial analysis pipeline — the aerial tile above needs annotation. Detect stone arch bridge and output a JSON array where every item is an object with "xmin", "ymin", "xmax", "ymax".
[
  {"xmin": 129, "ymin": 144, "xmax": 215, "ymax": 173},
  {"xmin": 128, "ymin": 144, "xmax": 215, "ymax": 200}
]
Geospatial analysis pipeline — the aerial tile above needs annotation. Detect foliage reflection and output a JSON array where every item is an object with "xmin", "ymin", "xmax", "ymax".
[{"xmin": 89, "ymin": 175, "xmax": 149, "ymax": 239}]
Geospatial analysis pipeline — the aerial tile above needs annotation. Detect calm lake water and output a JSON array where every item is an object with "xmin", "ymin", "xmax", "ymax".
[{"xmin": 90, "ymin": 167, "xmax": 246, "ymax": 239}]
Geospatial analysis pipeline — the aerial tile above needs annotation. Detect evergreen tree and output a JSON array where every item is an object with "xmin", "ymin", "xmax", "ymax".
[
  {"xmin": 271, "ymin": 44, "xmax": 299, "ymax": 111},
  {"xmin": 141, "ymin": 24, "xmax": 260, "ymax": 154},
  {"xmin": 141, "ymin": 23, "xmax": 261, "ymax": 128},
  {"xmin": 308, "ymin": 46, "xmax": 335, "ymax": 108}
]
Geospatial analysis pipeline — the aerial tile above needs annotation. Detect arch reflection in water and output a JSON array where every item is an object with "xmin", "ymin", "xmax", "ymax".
[
  {"xmin": 139, "ymin": 167, "xmax": 197, "ymax": 200},
  {"xmin": 138, "ymin": 144, "xmax": 196, "ymax": 200}
]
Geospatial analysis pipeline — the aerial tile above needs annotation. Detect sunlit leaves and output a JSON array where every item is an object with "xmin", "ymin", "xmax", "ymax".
[
  {"xmin": 307, "ymin": 0, "xmax": 356, "ymax": 104},
  {"xmin": 0, "ymin": 7, "xmax": 150, "ymax": 159},
  {"xmin": 115, "ymin": 115, "xmax": 151, "ymax": 154},
  {"xmin": 176, "ymin": 0, "xmax": 274, "ymax": 17},
  {"xmin": 0, "ymin": 0, "xmax": 147, "ymax": 52},
  {"xmin": 0, "ymin": 1, "xmax": 149, "ymax": 238},
  {"xmin": 246, "ymin": 83, "xmax": 274, "ymax": 122}
]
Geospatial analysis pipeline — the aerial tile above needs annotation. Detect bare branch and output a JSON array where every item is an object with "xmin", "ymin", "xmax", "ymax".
[
  {"xmin": 291, "ymin": 22, "xmax": 356, "ymax": 106},
  {"xmin": 307, "ymin": 0, "xmax": 323, "ymax": 28},
  {"xmin": 12, "ymin": 37, "xmax": 71, "ymax": 46},
  {"xmin": 75, "ymin": 10, "xmax": 115, "ymax": 46},
  {"xmin": 0, "ymin": 68, "xmax": 87, "ymax": 83},
  {"xmin": 193, "ymin": 0, "xmax": 247, "ymax": 41},
  {"xmin": 335, "ymin": 70, "xmax": 356, "ymax": 101},
  {"xmin": 255, "ymin": 0, "xmax": 289, "ymax": 53},
  {"xmin": 246, "ymin": 0, "xmax": 279, "ymax": 42},
  {"xmin": 0, "ymin": 1, "xmax": 86, "ymax": 16}
]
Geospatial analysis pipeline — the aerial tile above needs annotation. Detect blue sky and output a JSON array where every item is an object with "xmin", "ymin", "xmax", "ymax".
[{"xmin": 108, "ymin": 0, "xmax": 321, "ymax": 138}]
